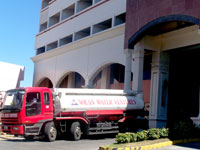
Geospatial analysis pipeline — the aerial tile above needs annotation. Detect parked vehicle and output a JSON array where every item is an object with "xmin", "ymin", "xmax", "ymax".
[{"xmin": 0, "ymin": 87, "xmax": 144, "ymax": 141}]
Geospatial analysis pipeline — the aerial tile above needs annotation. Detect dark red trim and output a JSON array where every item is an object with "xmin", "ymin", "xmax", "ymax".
[
  {"xmin": 49, "ymin": 0, "xmax": 56, "ymax": 5},
  {"xmin": 41, "ymin": 6, "xmax": 49, "ymax": 13},
  {"xmin": 55, "ymin": 117, "xmax": 88, "ymax": 124},
  {"xmin": 86, "ymin": 110, "xmax": 123, "ymax": 116},
  {"xmin": 37, "ymin": 0, "xmax": 110, "ymax": 37}
]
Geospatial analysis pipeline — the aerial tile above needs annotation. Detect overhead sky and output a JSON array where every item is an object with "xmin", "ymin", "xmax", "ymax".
[{"xmin": 0, "ymin": 0, "xmax": 41, "ymax": 87}]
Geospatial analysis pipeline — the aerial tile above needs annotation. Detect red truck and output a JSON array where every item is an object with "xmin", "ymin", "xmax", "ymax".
[{"xmin": 0, "ymin": 87, "xmax": 145, "ymax": 142}]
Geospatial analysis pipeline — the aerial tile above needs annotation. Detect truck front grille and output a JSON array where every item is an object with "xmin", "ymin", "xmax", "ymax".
[{"xmin": 1, "ymin": 118, "xmax": 19, "ymax": 124}]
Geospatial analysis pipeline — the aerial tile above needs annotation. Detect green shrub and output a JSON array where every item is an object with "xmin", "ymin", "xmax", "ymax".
[
  {"xmin": 159, "ymin": 128, "xmax": 169, "ymax": 138},
  {"xmin": 124, "ymin": 133, "xmax": 132, "ymax": 143},
  {"xmin": 170, "ymin": 119, "xmax": 198, "ymax": 139},
  {"xmin": 115, "ymin": 133, "xmax": 131, "ymax": 144},
  {"xmin": 129, "ymin": 133, "xmax": 137, "ymax": 142},
  {"xmin": 137, "ymin": 130, "xmax": 148, "ymax": 141},
  {"xmin": 115, "ymin": 128, "xmax": 169, "ymax": 144},
  {"xmin": 148, "ymin": 128, "xmax": 160, "ymax": 140}
]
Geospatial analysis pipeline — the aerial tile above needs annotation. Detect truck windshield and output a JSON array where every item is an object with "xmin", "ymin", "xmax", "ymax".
[{"xmin": 1, "ymin": 89, "xmax": 25, "ymax": 111}]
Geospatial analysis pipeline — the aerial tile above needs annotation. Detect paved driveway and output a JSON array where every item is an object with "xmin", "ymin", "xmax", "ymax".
[{"xmin": 0, "ymin": 135, "xmax": 115, "ymax": 150}]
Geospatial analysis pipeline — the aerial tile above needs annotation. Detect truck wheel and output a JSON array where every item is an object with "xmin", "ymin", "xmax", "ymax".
[
  {"xmin": 70, "ymin": 122, "xmax": 82, "ymax": 141},
  {"xmin": 44, "ymin": 122, "xmax": 57, "ymax": 142}
]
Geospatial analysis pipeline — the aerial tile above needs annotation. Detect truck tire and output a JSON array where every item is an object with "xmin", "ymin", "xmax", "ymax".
[
  {"xmin": 44, "ymin": 122, "xmax": 57, "ymax": 142},
  {"xmin": 70, "ymin": 122, "xmax": 82, "ymax": 141}
]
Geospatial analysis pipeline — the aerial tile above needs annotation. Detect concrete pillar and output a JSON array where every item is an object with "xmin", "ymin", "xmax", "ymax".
[
  {"xmin": 84, "ymin": 79, "xmax": 93, "ymax": 88},
  {"xmin": 132, "ymin": 42, "xmax": 144, "ymax": 93},
  {"xmin": 75, "ymin": 1, "xmax": 78, "ymax": 13},
  {"xmin": 198, "ymin": 87, "xmax": 200, "ymax": 118},
  {"xmin": 124, "ymin": 49, "xmax": 133, "ymax": 92},
  {"xmin": 149, "ymin": 51, "xmax": 169, "ymax": 128},
  {"xmin": 191, "ymin": 87, "xmax": 200, "ymax": 126},
  {"xmin": 92, "ymin": 0, "xmax": 95, "ymax": 5},
  {"xmin": 68, "ymin": 73, "xmax": 75, "ymax": 88},
  {"xmin": 101, "ymin": 66, "xmax": 110, "ymax": 89}
]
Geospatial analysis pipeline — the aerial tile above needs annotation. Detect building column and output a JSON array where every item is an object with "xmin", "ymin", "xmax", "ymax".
[
  {"xmin": 84, "ymin": 79, "xmax": 93, "ymax": 88},
  {"xmin": 124, "ymin": 49, "xmax": 133, "ymax": 92},
  {"xmin": 132, "ymin": 42, "xmax": 144, "ymax": 93},
  {"xmin": 101, "ymin": 66, "xmax": 110, "ymax": 89},
  {"xmin": 74, "ymin": 1, "xmax": 78, "ymax": 13},
  {"xmin": 149, "ymin": 51, "xmax": 169, "ymax": 128},
  {"xmin": 68, "ymin": 73, "xmax": 75, "ymax": 88},
  {"xmin": 197, "ymin": 87, "xmax": 200, "ymax": 118},
  {"xmin": 191, "ymin": 87, "xmax": 200, "ymax": 126}
]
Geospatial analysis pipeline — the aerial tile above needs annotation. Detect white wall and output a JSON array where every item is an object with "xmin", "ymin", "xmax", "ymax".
[
  {"xmin": 33, "ymin": 26, "xmax": 125, "ymax": 87},
  {"xmin": 0, "ymin": 61, "xmax": 24, "ymax": 91},
  {"xmin": 33, "ymin": 0, "xmax": 126, "ymax": 87},
  {"xmin": 36, "ymin": 0, "xmax": 126, "ymax": 49}
]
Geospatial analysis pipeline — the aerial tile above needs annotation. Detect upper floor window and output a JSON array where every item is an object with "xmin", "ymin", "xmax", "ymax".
[
  {"xmin": 36, "ymin": 46, "xmax": 46, "ymax": 55},
  {"xmin": 49, "ymin": 12, "xmax": 60, "ymax": 27},
  {"xmin": 42, "ymin": 0, "xmax": 51, "ymax": 9},
  {"xmin": 114, "ymin": 13, "xmax": 126, "ymax": 26},
  {"xmin": 39, "ymin": 22, "xmax": 48, "ymax": 32},
  {"xmin": 92, "ymin": 18, "xmax": 112, "ymax": 34},
  {"xmin": 76, "ymin": 0, "xmax": 93, "ymax": 13},
  {"xmin": 47, "ymin": 41, "xmax": 58, "ymax": 51},
  {"xmin": 59, "ymin": 35, "xmax": 73, "ymax": 47},
  {"xmin": 61, "ymin": 4, "xmax": 75, "ymax": 21},
  {"xmin": 94, "ymin": 0, "xmax": 103, "ymax": 4},
  {"xmin": 74, "ymin": 27, "xmax": 91, "ymax": 41}
]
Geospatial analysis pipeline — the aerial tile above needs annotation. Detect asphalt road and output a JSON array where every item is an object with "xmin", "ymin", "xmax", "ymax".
[
  {"xmin": 0, "ymin": 135, "xmax": 115, "ymax": 150},
  {"xmin": 1, "ymin": 135, "xmax": 200, "ymax": 150}
]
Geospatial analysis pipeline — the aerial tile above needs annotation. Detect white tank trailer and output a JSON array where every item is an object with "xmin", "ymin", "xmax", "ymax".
[
  {"xmin": 52, "ymin": 88, "xmax": 146, "ymax": 140},
  {"xmin": 53, "ymin": 88, "xmax": 144, "ymax": 113}
]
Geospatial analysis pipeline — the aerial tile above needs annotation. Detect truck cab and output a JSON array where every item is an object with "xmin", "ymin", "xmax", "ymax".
[{"xmin": 0, "ymin": 87, "xmax": 54, "ymax": 138}]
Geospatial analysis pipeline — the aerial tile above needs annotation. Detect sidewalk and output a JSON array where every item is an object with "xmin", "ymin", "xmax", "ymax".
[{"xmin": 99, "ymin": 139, "xmax": 200, "ymax": 150}]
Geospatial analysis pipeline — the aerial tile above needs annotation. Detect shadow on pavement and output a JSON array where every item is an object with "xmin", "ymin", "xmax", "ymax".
[
  {"xmin": 0, "ymin": 133, "xmax": 116, "ymax": 143},
  {"xmin": 176, "ymin": 142, "xmax": 200, "ymax": 149}
]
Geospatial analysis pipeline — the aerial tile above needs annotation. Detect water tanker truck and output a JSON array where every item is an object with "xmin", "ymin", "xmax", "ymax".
[{"xmin": 0, "ymin": 87, "xmax": 144, "ymax": 141}]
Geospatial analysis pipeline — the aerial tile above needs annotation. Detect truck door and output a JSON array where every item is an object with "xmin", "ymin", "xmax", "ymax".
[
  {"xmin": 25, "ymin": 92, "xmax": 42, "ymax": 121},
  {"xmin": 42, "ymin": 91, "xmax": 53, "ymax": 120},
  {"xmin": 24, "ymin": 90, "xmax": 53, "ymax": 136}
]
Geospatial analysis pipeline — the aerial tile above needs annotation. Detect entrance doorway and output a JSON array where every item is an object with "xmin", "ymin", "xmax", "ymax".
[{"xmin": 167, "ymin": 45, "xmax": 200, "ymax": 126}]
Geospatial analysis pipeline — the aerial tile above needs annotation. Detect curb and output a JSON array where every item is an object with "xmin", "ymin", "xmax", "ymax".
[{"xmin": 99, "ymin": 139, "xmax": 200, "ymax": 150}]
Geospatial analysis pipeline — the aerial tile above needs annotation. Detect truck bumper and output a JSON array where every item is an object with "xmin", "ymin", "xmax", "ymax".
[{"xmin": 0, "ymin": 124, "xmax": 24, "ymax": 135}]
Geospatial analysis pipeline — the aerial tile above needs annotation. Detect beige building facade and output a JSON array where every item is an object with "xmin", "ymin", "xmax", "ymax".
[{"xmin": 32, "ymin": 0, "xmax": 128, "ymax": 92}]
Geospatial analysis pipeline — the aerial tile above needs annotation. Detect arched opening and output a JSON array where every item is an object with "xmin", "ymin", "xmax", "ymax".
[
  {"xmin": 128, "ymin": 15, "xmax": 200, "ymax": 128},
  {"xmin": 110, "ymin": 64, "xmax": 125, "ymax": 89},
  {"xmin": 92, "ymin": 63, "xmax": 127, "ymax": 89},
  {"xmin": 167, "ymin": 46, "xmax": 200, "ymax": 123},
  {"xmin": 128, "ymin": 15, "xmax": 200, "ymax": 49},
  {"xmin": 91, "ymin": 62, "xmax": 150, "ymax": 105},
  {"xmin": 38, "ymin": 78, "xmax": 53, "ymax": 88},
  {"xmin": 58, "ymin": 72, "xmax": 85, "ymax": 88}
]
